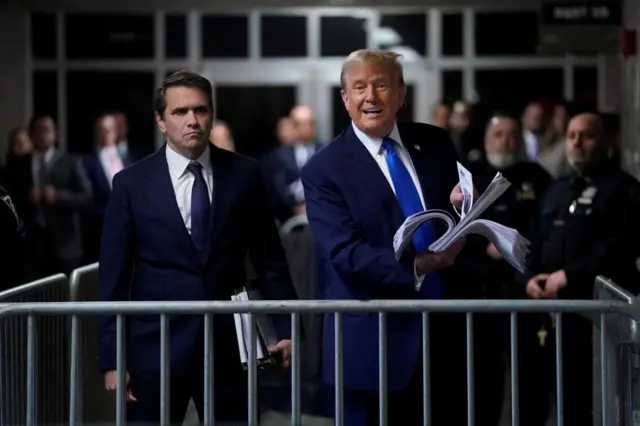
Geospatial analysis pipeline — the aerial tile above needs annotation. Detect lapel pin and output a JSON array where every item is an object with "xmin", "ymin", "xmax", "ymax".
[{"xmin": 413, "ymin": 144, "xmax": 421, "ymax": 151}]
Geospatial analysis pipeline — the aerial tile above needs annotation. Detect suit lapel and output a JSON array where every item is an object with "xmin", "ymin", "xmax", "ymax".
[
  {"xmin": 142, "ymin": 147, "xmax": 200, "ymax": 265},
  {"xmin": 206, "ymin": 145, "xmax": 235, "ymax": 260},
  {"xmin": 398, "ymin": 126, "xmax": 439, "ymax": 210},
  {"xmin": 343, "ymin": 126, "xmax": 405, "ymax": 230},
  {"xmin": 90, "ymin": 154, "xmax": 111, "ymax": 196}
]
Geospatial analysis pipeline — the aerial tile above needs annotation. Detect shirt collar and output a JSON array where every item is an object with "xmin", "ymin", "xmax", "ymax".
[
  {"xmin": 351, "ymin": 121, "xmax": 403, "ymax": 157},
  {"xmin": 165, "ymin": 144, "xmax": 212, "ymax": 178}
]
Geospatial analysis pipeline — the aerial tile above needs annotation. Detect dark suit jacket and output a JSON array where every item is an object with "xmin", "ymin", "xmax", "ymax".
[
  {"xmin": 6, "ymin": 150, "xmax": 93, "ymax": 259},
  {"xmin": 82, "ymin": 150, "xmax": 134, "ymax": 215},
  {"xmin": 263, "ymin": 143, "xmax": 322, "ymax": 222},
  {"xmin": 300, "ymin": 122, "xmax": 466, "ymax": 392},
  {"xmin": 97, "ymin": 144, "xmax": 297, "ymax": 379}
]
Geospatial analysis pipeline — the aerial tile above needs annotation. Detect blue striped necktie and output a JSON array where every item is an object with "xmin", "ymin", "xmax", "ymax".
[{"xmin": 381, "ymin": 138, "xmax": 443, "ymax": 298}]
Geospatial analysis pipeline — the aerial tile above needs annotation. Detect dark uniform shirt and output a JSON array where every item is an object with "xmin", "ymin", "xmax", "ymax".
[
  {"xmin": 522, "ymin": 159, "xmax": 640, "ymax": 298},
  {"xmin": 465, "ymin": 160, "xmax": 553, "ymax": 298}
]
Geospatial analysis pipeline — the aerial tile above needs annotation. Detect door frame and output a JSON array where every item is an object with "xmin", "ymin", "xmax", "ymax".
[
  {"xmin": 313, "ymin": 59, "xmax": 439, "ymax": 141},
  {"xmin": 200, "ymin": 61, "xmax": 317, "ymax": 115}
]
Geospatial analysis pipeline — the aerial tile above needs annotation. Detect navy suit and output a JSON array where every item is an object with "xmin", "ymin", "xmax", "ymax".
[
  {"xmin": 301, "ymin": 122, "xmax": 469, "ymax": 425},
  {"xmin": 98, "ymin": 144, "xmax": 297, "ymax": 422},
  {"xmin": 263, "ymin": 143, "xmax": 321, "ymax": 222},
  {"xmin": 81, "ymin": 151, "xmax": 133, "ymax": 263}
]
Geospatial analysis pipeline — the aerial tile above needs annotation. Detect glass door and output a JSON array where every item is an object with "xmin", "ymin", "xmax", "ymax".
[{"xmin": 200, "ymin": 63, "xmax": 315, "ymax": 159}]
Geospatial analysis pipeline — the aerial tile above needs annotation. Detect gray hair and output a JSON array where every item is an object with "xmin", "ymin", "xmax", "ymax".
[{"xmin": 340, "ymin": 49, "xmax": 405, "ymax": 90}]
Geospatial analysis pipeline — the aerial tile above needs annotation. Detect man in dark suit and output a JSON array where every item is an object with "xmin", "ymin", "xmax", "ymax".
[
  {"xmin": 264, "ymin": 106, "xmax": 323, "ymax": 223},
  {"xmin": 6, "ymin": 115, "xmax": 93, "ymax": 279},
  {"xmin": 98, "ymin": 70, "xmax": 297, "ymax": 424},
  {"xmin": 82, "ymin": 112, "xmax": 133, "ymax": 262},
  {"xmin": 301, "ymin": 49, "xmax": 470, "ymax": 426}
]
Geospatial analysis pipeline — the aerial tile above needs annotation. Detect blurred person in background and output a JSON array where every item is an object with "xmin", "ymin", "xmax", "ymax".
[
  {"xmin": 276, "ymin": 116, "xmax": 298, "ymax": 147},
  {"xmin": 538, "ymin": 101, "xmax": 572, "ymax": 179},
  {"xmin": 467, "ymin": 113, "xmax": 553, "ymax": 426},
  {"xmin": 6, "ymin": 115, "xmax": 92, "ymax": 279},
  {"xmin": 114, "ymin": 111, "xmax": 140, "ymax": 162},
  {"xmin": 522, "ymin": 101, "xmax": 548, "ymax": 162},
  {"xmin": 82, "ymin": 112, "xmax": 133, "ymax": 263},
  {"xmin": 431, "ymin": 102, "xmax": 451, "ymax": 130},
  {"xmin": 209, "ymin": 120, "xmax": 235, "ymax": 152},
  {"xmin": 2, "ymin": 126, "xmax": 33, "ymax": 185},
  {"xmin": 448, "ymin": 100, "xmax": 484, "ymax": 164},
  {"xmin": 263, "ymin": 106, "xmax": 322, "ymax": 222}
]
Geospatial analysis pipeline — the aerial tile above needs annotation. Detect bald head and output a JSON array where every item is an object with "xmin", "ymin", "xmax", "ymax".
[
  {"xmin": 565, "ymin": 113, "xmax": 606, "ymax": 171},
  {"xmin": 291, "ymin": 105, "xmax": 316, "ymax": 142}
]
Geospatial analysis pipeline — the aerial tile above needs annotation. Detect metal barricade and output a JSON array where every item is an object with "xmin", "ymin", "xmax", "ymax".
[
  {"xmin": 593, "ymin": 276, "xmax": 640, "ymax": 426},
  {"xmin": 0, "ymin": 273, "xmax": 69, "ymax": 426},
  {"xmin": 67, "ymin": 262, "xmax": 112, "ymax": 425},
  {"xmin": 0, "ymin": 280, "xmax": 640, "ymax": 426}
]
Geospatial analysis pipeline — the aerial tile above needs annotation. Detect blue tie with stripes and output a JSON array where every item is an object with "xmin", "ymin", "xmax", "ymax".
[{"xmin": 381, "ymin": 138, "xmax": 443, "ymax": 298}]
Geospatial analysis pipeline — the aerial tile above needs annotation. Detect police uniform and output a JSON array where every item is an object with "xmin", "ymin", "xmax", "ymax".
[
  {"xmin": 522, "ymin": 159, "xmax": 640, "ymax": 425},
  {"xmin": 0, "ymin": 185, "xmax": 24, "ymax": 290},
  {"xmin": 466, "ymin": 160, "xmax": 553, "ymax": 426}
]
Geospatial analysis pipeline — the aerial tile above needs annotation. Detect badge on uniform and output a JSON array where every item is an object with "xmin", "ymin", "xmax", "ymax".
[
  {"xmin": 517, "ymin": 182, "xmax": 536, "ymax": 201},
  {"xmin": 570, "ymin": 186, "xmax": 597, "ymax": 215},
  {"xmin": 413, "ymin": 144, "xmax": 421, "ymax": 151}
]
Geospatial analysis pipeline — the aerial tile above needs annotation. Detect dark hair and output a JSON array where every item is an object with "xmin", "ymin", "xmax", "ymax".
[
  {"xmin": 484, "ymin": 111, "xmax": 522, "ymax": 133},
  {"xmin": 154, "ymin": 70, "xmax": 214, "ymax": 118},
  {"xmin": 28, "ymin": 114, "xmax": 54, "ymax": 133}
]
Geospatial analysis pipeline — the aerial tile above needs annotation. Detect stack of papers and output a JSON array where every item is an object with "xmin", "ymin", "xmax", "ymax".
[
  {"xmin": 231, "ymin": 288, "xmax": 278, "ymax": 369},
  {"xmin": 393, "ymin": 162, "xmax": 530, "ymax": 275}
]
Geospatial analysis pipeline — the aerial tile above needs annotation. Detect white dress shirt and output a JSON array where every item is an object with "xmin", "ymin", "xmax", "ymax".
[
  {"xmin": 352, "ymin": 122, "xmax": 426, "ymax": 209},
  {"xmin": 98, "ymin": 146, "xmax": 124, "ymax": 188},
  {"xmin": 165, "ymin": 144, "xmax": 214, "ymax": 236},
  {"xmin": 523, "ymin": 130, "xmax": 541, "ymax": 162},
  {"xmin": 351, "ymin": 122, "xmax": 426, "ymax": 286}
]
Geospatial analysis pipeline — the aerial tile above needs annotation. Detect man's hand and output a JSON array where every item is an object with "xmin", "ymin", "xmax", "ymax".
[
  {"xmin": 42, "ymin": 185, "xmax": 56, "ymax": 204},
  {"xmin": 486, "ymin": 243, "xmax": 502, "ymax": 260},
  {"xmin": 450, "ymin": 183, "xmax": 479, "ymax": 210},
  {"xmin": 526, "ymin": 274, "xmax": 549, "ymax": 299},
  {"xmin": 415, "ymin": 238, "xmax": 465, "ymax": 276},
  {"xmin": 268, "ymin": 339, "xmax": 292, "ymax": 369},
  {"xmin": 542, "ymin": 270, "xmax": 568, "ymax": 299},
  {"xmin": 293, "ymin": 203, "xmax": 306, "ymax": 216},
  {"xmin": 104, "ymin": 370, "xmax": 137, "ymax": 402},
  {"xmin": 29, "ymin": 188, "xmax": 42, "ymax": 204}
]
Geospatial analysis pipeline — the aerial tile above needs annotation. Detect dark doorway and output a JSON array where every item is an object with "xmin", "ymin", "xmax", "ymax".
[
  {"xmin": 66, "ymin": 71, "xmax": 156, "ymax": 156},
  {"xmin": 214, "ymin": 85, "xmax": 297, "ymax": 159},
  {"xmin": 331, "ymin": 85, "xmax": 415, "ymax": 138}
]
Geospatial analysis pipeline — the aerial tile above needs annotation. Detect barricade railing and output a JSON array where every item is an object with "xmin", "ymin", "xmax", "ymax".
[
  {"xmin": 0, "ymin": 285, "xmax": 638, "ymax": 426},
  {"xmin": 0, "ymin": 273, "xmax": 69, "ymax": 426},
  {"xmin": 593, "ymin": 276, "xmax": 640, "ymax": 426}
]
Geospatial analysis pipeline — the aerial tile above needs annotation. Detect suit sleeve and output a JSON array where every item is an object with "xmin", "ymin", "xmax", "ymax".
[
  {"xmin": 54, "ymin": 157, "xmax": 93, "ymax": 209},
  {"xmin": 246, "ymin": 164, "xmax": 298, "ymax": 340},
  {"xmin": 301, "ymin": 160, "xmax": 417, "ymax": 290},
  {"xmin": 97, "ymin": 171, "xmax": 134, "ymax": 372}
]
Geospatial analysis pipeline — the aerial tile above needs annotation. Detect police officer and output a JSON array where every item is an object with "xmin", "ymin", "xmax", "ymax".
[
  {"xmin": 467, "ymin": 113, "xmax": 553, "ymax": 426},
  {"xmin": 0, "ymin": 185, "xmax": 24, "ymax": 290},
  {"xmin": 522, "ymin": 112, "xmax": 640, "ymax": 425}
]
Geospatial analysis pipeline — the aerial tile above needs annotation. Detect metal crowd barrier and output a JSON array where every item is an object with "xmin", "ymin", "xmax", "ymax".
[
  {"xmin": 593, "ymin": 276, "xmax": 640, "ymax": 426},
  {"xmin": 0, "ymin": 273, "xmax": 69, "ymax": 426},
  {"xmin": 0, "ymin": 277, "xmax": 638, "ymax": 426}
]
